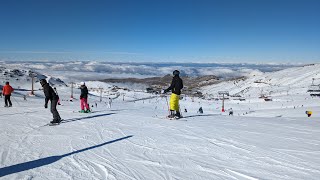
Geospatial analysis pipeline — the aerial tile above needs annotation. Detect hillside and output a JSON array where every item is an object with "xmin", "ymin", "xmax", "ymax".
[{"xmin": 202, "ymin": 64, "xmax": 320, "ymax": 99}]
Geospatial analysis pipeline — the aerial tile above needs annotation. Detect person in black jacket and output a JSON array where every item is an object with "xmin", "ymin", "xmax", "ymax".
[
  {"xmin": 40, "ymin": 79, "xmax": 62, "ymax": 124},
  {"xmin": 164, "ymin": 70, "xmax": 183, "ymax": 118},
  {"xmin": 80, "ymin": 82, "xmax": 90, "ymax": 113}
]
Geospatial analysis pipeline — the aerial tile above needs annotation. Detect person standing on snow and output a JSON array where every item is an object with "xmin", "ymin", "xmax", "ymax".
[
  {"xmin": 107, "ymin": 97, "xmax": 112, "ymax": 108},
  {"xmin": 229, "ymin": 108, "xmax": 234, "ymax": 116},
  {"xmin": 40, "ymin": 79, "xmax": 62, "ymax": 124},
  {"xmin": 80, "ymin": 82, "xmax": 90, "ymax": 113},
  {"xmin": 163, "ymin": 70, "xmax": 183, "ymax": 118},
  {"xmin": 2, "ymin": 81, "xmax": 14, "ymax": 107}
]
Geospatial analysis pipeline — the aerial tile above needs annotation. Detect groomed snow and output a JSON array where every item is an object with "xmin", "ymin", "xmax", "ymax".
[{"xmin": 1, "ymin": 64, "xmax": 320, "ymax": 179}]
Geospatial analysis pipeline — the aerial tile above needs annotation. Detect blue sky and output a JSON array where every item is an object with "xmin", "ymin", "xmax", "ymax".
[{"xmin": 0, "ymin": 0, "xmax": 319, "ymax": 63}]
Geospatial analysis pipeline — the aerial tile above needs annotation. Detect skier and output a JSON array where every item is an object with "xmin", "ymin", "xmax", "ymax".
[
  {"xmin": 107, "ymin": 97, "xmax": 112, "ymax": 108},
  {"xmin": 229, "ymin": 108, "xmax": 233, "ymax": 116},
  {"xmin": 40, "ymin": 79, "xmax": 62, "ymax": 124},
  {"xmin": 306, "ymin": 111, "xmax": 312, "ymax": 117},
  {"xmin": 198, "ymin": 107, "xmax": 203, "ymax": 114},
  {"xmin": 80, "ymin": 82, "xmax": 90, "ymax": 113},
  {"xmin": 2, "ymin": 81, "xmax": 14, "ymax": 107},
  {"xmin": 53, "ymin": 87, "xmax": 61, "ymax": 105},
  {"xmin": 163, "ymin": 70, "xmax": 183, "ymax": 118}
]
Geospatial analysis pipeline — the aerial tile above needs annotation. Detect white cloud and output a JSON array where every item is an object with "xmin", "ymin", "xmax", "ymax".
[{"xmin": 0, "ymin": 61, "xmax": 299, "ymax": 81}]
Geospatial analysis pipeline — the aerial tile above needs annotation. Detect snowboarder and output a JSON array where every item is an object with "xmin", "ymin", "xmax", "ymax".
[
  {"xmin": 2, "ymin": 81, "xmax": 14, "ymax": 107},
  {"xmin": 53, "ymin": 87, "xmax": 61, "ymax": 105},
  {"xmin": 80, "ymin": 82, "xmax": 90, "ymax": 113},
  {"xmin": 40, "ymin": 79, "xmax": 62, "ymax": 124},
  {"xmin": 107, "ymin": 97, "xmax": 112, "ymax": 108},
  {"xmin": 163, "ymin": 70, "xmax": 183, "ymax": 118}
]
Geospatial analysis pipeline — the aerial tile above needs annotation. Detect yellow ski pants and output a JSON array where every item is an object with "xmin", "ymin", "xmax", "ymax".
[{"xmin": 169, "ymin": 93, "xmax": 180, "ymax": 111}]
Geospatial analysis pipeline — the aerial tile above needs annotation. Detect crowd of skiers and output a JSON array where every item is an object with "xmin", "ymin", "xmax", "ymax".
[
  {"xmin": 0, "ymin": 70, "xmax": 187, "ymax": 124},
  {"xmin": 0, "ymin": 69, "xmax": 208, "ymax": 124},
  {"xmin": 42, "ymin": 69, "xmax": 185, "ymax": 122}
]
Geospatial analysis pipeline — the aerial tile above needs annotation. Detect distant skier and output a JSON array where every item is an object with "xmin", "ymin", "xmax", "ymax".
[
  {"xmin": 198, "ymin": 107, "xmax": 203, "ymax": 114},
  {"xmin": 306, "ymin": 111, "xmax": 312, "ymax": 117},
  {"xmin": 80, "ymin": 82, "xmax": 90, "ymax": 113},
  {"xmin": 229, "ymin": 108, "xmax": 233, "ymax": 116},
  {"xmin": 40, "ymin": 79, "xmax": 62, "ymax": 124},
  {"xmin": 107, "ymin": 97, "xmax": 112, "ymax": 108},
  {"xmin": 2, "ymin": 81, "xmax": 14, "ymax": 107},
  {"xmin": 163, "ymin": 70, "xmax": 183, "ymax": 118}
]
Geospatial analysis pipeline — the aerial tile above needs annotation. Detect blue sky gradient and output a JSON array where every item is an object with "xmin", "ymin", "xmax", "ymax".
[{"xmin": 0, "ymin": 0, "xmax": 319, "ymax": 62}]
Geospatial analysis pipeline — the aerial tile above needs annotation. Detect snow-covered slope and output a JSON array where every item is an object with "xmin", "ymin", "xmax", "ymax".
[
  {"xmin": 1, "ymin": 64, "xmax": 320, "ymax": 179},
  {"xmin": 202, "ymin": 64, "xmax": 320, "ymax": 98}
]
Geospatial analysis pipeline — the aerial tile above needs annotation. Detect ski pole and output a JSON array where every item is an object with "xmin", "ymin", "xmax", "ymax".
[
  {"xmin": 11, "ymin": 96, "xmax": 21, "ymax": 106},
  {"xmin": 165, "ymin": 95, "xmax": 170, "ymax": 115},
  {"xmin": 179, "ymin": 104, "xmax": 182, "ymax": 117}
]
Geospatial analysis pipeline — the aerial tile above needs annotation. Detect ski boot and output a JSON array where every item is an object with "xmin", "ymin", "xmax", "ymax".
[
  {"xmin": 175, "ymin": 112, "xmax": 182, "ymax": 119},
  {"xmin": 85, "ymin": 109, "xmax": 91, "ymax": 113},
  {"xmin": 167, "ymin": 110, "xmax": 175, "ymax": 119},
  {"xmin": 79, "ymin": 110, "xmax": 86, "ymax": 113},
  {"xmin": 50, "ymin": 119, "xmax": 61, "ymax": 124}
]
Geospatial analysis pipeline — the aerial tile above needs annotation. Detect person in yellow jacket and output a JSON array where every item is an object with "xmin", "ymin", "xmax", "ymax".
[
  {"xmin": 306, "ymin": 111, "xmax": 312, "ymax": 117},
  {"xmin": 164, "ymin": 70, "xmax": 183, "ymax": 118}
]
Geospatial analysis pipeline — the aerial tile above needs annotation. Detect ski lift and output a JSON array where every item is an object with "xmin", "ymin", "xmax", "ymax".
[
  {"xmin": 308, "ymin": 78, "xmax": 320, "ymax": 96},
  {"xmin": 307, "ymin": 85, "xmax": 320, "ymax": 92}
]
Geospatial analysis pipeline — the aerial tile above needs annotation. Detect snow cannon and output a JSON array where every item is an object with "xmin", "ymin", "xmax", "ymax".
[{"xmin": 306, "ymin": 111, "xmax": 312, "ymax": 117}]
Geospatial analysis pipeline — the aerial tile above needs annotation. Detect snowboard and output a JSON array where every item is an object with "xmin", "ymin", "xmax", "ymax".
[{"xmin": 73, "ymin": 110, "xmax": 94, "ymax": 113}]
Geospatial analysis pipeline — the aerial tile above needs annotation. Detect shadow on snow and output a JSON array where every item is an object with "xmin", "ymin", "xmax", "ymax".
[
  {"xmin": 183, "ymin": 114, "xmax": 220, "ymax": 118},
  {"xmin": 0, "ymin": 135, "xmax": 133, "ymax": 177},
  {"xmin": 61, "ymin": 113, "xmax": 116, "ymax": 124}
]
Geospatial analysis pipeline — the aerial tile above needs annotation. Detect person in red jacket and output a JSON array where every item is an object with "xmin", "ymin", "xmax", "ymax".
[{"xmin": 2, "ymin": 81, "xmax": 14, "ymax": 107}]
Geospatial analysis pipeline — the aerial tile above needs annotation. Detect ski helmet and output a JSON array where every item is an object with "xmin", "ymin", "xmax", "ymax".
[
  {"xmin": 39, "ymin": 79, "xmax": 47, "ymax": 86},
  {"xmin": 80, "ymin": 82, "xmax": 85, "ymax": 86},
  {"xmin": 173, "ymin": 70, "xmax": 180, "ymax": 76}
]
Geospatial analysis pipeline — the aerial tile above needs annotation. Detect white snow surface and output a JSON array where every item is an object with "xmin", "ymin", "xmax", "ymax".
[{"xmin": 1, "ymin": 64, "xmax": 320, "ymax": 179}]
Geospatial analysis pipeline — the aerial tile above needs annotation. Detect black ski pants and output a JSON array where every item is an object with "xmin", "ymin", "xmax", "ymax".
[
  {"xmin": 4, "ymin": 95, "xmax": 12, "ymax": 107},
  {"xmin": 51, "ymin": 99, "xmax": 61, "ymax": 121}
]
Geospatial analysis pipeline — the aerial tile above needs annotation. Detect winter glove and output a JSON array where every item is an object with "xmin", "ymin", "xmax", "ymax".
[
  {"xmin": 163, "ymin": 89, "xmax": 168, "ymax": 94},
  {"xmin": 44, "ymin": 104, "xmax": 48, "ymax": 108}
]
